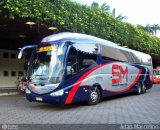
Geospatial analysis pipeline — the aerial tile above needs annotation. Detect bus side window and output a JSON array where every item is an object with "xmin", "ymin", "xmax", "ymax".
[
  {"xmin": 75, "ymin": 43, "xmax": 98, "ymax": 72},
  {"xmin": 79, "ymin": 56, "xmax": 97, "ymax": 72},
  {"xmin": 101, "ymin": 45, "xmax": 128, "ymax": 62},
  {"xmin": 65, "ymin": 43, "xmax": 98, "ymax": 80}
]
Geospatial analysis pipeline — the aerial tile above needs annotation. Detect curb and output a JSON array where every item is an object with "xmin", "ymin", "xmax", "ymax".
[{"xmin": 0, "ymin": 92, "xmax": 19, "ymax": 96}]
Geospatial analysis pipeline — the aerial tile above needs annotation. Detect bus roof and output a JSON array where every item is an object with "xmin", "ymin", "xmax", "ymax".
[{"xmin": 41, "ymin": 32, "xmax": 117, "ymax": 47}]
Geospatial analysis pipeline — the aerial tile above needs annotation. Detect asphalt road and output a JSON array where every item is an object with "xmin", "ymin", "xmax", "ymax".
[{"xmin": 0, "ymin": 84, "xmax": 160, "ymax": 129}]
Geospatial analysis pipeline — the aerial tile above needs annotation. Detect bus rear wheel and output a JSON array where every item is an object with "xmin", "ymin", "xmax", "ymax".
[{"xmin": 87, "ymin": 87, "xmax": 100, "ymax": 105}]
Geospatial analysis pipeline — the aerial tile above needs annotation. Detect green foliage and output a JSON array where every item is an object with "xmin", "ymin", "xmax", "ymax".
[{"xmin": 1, "ymin": 0, "xmax": 160, "ymax": 55}]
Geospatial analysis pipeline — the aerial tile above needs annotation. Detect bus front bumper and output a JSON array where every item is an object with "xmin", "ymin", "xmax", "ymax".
[{"xmin": 26, "ymin": 92, "xmax": 64, "ymax": 105}]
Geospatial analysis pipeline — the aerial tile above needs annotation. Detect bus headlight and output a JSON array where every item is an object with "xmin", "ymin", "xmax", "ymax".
[{"xmin": 50, "ymin": 89, "xmax": 64, "ymax": 96}]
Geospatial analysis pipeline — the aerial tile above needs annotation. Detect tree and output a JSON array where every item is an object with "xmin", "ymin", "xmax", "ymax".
[
  {"xmin": 111, "ymin": 8, "xmax": 127, "ymax": 21},
  {"xmin": 151, "ymin": 24, "xmax": 160, "ymax": 36},
  {"xmin": 143, "ymin": 24, "xmax": 160, "ymax": 36},
  {"xmin": 91, "ymin": 3, "xmax": 127, "ymax": 21},
  {"xmin": 101, "ymin": 3, "xmax": 110, "ymax": 13},
  {"xmin": 91, "ymin": 2, "xmax": 99, "ymax": 9},
  {"xmin": 145, "ymin": 24, "xmax": 154, "ymax": 35},
  {"xmin": 137, "ymin": 24, "xmax": 154, "ymax": 35}
]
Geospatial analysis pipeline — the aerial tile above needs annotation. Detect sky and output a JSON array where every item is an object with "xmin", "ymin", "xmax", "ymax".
[{"xmin": 72, "ymin": 0, "xmax": 160, "ymax": 37}]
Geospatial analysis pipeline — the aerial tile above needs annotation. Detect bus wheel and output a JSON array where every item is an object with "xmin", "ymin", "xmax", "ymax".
[
  {"xmin": 142, "ymin": 83, "xmax": 147, "ymax": 94},
  {"xmin": 87, "ymin": 87, "xmax": 100, "ymax": 105},
  {"xmin": 137, "ymin": 83, "xmax": 142, "ymax": 95}
]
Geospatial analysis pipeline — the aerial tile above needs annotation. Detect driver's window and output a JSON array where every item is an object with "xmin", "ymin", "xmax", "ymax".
[
  {"xmin": 66, "ymin": 55, "xmax": 77, "ymax": 75},
  {"xmin": 66, "ymin": 46, "xmax": 78, "ymax": 80}
]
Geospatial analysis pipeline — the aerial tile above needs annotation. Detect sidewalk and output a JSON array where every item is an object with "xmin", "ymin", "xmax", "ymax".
[{"xmin": 0, "ymin": 87, "xmax": 19, "ymax": 96}]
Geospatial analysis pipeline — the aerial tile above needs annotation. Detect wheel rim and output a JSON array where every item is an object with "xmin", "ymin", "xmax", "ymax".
[{"xmin": 90, "ymin": 90, "xmax": 98, "ymax": 102}]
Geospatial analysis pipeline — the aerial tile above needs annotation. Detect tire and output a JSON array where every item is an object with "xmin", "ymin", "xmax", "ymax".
[
  {"xmin": 87, "ymin": 87, "xmax": 100, "ymax": 105},
  {"xmin": 136, "ymin": 83, "xmax": 142, "ymax": 95},
  {"xmin": 141, "ymin": 83, "xmax": 147, "ymax": 94}
]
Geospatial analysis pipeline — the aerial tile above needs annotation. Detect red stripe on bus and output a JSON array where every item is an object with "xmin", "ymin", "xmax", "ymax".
[
  {"xmin": 104, "ymin": 69, "xmax": 142, "ymax": 93},
  {"xmin": 65, "ymin": 62, "xmax": 113, "ymax": 105}
]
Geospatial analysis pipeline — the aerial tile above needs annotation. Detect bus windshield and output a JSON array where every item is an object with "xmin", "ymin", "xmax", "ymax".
[{"xmin": 28, "ymin": 43, "xmax": 66, "ymax": 84}]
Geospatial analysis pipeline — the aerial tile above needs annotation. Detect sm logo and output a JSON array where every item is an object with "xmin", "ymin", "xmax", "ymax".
[{"xmin": 112, "ymin": 64, "xmax": 128, "ymax": 84}]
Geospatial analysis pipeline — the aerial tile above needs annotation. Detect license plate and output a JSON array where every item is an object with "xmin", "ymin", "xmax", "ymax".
[{"xmin": 36, "ymin": 97, "xmax": 43, "ymax": 101}]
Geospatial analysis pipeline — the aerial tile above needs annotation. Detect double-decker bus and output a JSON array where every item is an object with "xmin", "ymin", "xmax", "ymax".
[{"xmin": 18, "ymin": 32, "xmax": 153, "ymax": 105}]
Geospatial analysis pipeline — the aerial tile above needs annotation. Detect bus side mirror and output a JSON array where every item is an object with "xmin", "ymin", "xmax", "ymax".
[
  {"xmin": 18, "ymin": 45, "xmax": 37, "ymax": 59},
  {"xmin": 18, "ymin": 49, "xmax": 23, "ymax": 59}
]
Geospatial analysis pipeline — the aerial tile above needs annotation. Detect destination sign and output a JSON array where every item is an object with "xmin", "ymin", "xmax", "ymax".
[{"xmin": 38, "ymin": 46, "xmax": 56, "ymax": 52}]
